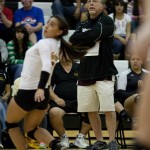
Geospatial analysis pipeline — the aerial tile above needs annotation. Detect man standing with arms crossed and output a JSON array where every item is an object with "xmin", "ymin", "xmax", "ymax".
[{"xmin": 69, "ymin": 0, "xmax": 118, "ymax": 149}]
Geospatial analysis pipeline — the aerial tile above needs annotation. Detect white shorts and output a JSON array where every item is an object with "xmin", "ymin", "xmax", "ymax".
[{"xmin": 77, "ymin": 80, "xmax": 115, "ymax": 112}]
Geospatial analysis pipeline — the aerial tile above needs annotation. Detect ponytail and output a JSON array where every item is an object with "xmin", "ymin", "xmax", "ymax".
[{"xmin": 60, "ymin": 38, "xmax": 89, "ymax": 61}]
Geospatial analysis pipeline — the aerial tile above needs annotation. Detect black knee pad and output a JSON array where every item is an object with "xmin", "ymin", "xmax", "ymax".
[
  {"xmin": 27, "ymin": 128, "xmax": 38, "ymax": 140},
  {"xmin": 82, "ymin": 113, "xmax": 90, "ymax": 124},
  {"xmin": 5, "ymin": 121, "xmax": 19, "ymax": 132}
]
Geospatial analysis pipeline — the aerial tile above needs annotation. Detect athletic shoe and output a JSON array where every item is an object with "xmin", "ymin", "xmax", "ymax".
[
  {"xmin": 89, "ymin": 141, "xmax": 108, "ymax": 150},
  {"xmin": 55, "ymin": 143, "xmax": 67, "ymax": 150},
  {"xmin": 26, "ymin": 138, "xmax": 39, "ymax": 149},
  {"xmin": 0, "ymin": 143, "xmax": 4, "ymax": 149},
  {"xmin": 39, "ymin": 142, "xmax": 47, "ymax": 149},
  {"xmin": 120, "ymin": 110, "xmax": 132, "ymax": 125},
  {"xmin": 60, "ymin": 135, "xmax": 70, "ymax": 148},
  {"xmin": 108, "ymin": 140, "xmax": 119, "ymax": 150},
  {"xmin": 74, "ymin": 133, "xmax": 89, "ymax": 148}
]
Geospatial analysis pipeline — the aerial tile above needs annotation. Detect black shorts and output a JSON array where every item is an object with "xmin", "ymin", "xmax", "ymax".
[
  {"xmin": 50, "ymin": 100, "xmax": 77, "ymax": 113},
  {"xmin": 14, "ymin": 89, "xmax": 50, "ymax": 111},
  {"xmin": 50, "ymin": 100, "xmax": 90, "ymax": 124}
]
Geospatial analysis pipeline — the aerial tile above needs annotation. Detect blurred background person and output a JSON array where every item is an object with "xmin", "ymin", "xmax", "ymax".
[
  {"xmin": 51, "ymin": 0, "xmax": 81, "ymax": 29},
  {"xmin": 128, "ymin": 0, "xmax": 150, "ymax": 149},
  {"xmin": 0, "ymin": 56, "xmax": 11, "ymax": 149},
  {"xmin": 114, "ymin": 53, "xmax": 149, "ymax": 126},
  {"xmin": 14, "ymin": 0, "xmax": 44, "ymax": 44},
  {"xmin": 0, "ymin": 0, "xmax": 13, "ymax": 44},
  {"xmin": 127, "ymin": 0, "xmax": 144, "ymax": 35},
  {"xmin": 0, "ymin": 38, "xmax": 8, "ymax": 69},
  {"xmin": 69, "ymin": 0, "xmax": 118, "ymax": 149},
  {"xmin": 109, "ymin": 0, "xmax": 131, "ymax": 60},
  {"xmin": 48, "ymin": 51, "xmax": 91, "ymax": 148},
  {"xmin": 7, "ymin": 25, "xmax": 32, "ymax": 84}
]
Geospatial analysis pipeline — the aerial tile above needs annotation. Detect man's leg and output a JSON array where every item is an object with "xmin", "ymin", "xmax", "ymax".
[
  {"xmin": 88, "ymin": 112, "xmax": 103, "ymax": 141},
  {"xmin": 105, "ymin": 111, "xmax": 116, "ymax": 142},
  {"xmin": 96, "ymin": 80, "xmax": 118, "ymax": 149},
  {"xmin": 77, "ymin": 85, "xmax": 107, "ymax": 149},
  {"xmin": 52, "ymin": 0, "xmax": 64, "ymax": 17}
]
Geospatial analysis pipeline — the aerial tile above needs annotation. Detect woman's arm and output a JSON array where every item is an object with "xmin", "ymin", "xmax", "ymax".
[
  {"xmin": 7, "ymin": 41, "xmax": 24, "ymax": 65},
  {"xmin": 114, "ymin": 34, "xmax": 126, "ymax": 45},
  {"xmin": 2, "ymin": 84, "xmax": 11, "ymax": 101},
  {"xmin": 125, "ymin": 21, "xmax": 131, "ymax": 43},
  {"xmin": 49, "ymin": 86, "xmax": 66, "ymax": 107}
]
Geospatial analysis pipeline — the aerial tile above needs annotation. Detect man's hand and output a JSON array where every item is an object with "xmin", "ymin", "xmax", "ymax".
[{"xmin": 25, "ymin": 24, "xmax": 35, "ymax": 34}]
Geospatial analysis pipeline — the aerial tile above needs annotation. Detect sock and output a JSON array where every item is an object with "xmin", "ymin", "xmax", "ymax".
[
  {"xmin": 62, "ymin": 133, "xmax": 67, "ymax": 138},
  {"xmin": 78, "ymin": 133, "xmax": 85, "ymax": 138}
]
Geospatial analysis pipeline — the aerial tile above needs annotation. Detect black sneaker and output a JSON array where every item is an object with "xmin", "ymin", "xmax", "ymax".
[
  {"xmin": 120, "ymin": 110, "xmax": 132, "ymax": 125},
  {"xmin": 108, "ymin": 140, "xmax": 119, "ymax": 150},
  {"xmin": 50, "ymin": 140, "xmax": 67, "ymax": 150},
  {"xmin": 55, "ymin": 143, "xmax": 67, "ymax": 150},
  {"xmin": 88, "ymin": 141, "xmax": 108, "ymax": 150}
]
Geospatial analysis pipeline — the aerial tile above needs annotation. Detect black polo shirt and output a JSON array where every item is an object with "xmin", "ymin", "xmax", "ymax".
[{"xmin": 51, "ymin": 62, "xmax": 79, "ymax": 101}]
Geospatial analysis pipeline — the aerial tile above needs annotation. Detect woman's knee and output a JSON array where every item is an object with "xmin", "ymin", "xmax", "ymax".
[{"xmin": 49, "ymin": 107, "xmax": 64, "ymax": 119}]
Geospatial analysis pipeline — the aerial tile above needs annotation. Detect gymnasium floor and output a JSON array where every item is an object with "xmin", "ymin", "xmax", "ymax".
[{"xmin": 2, "ymin": 130, "xmax": 136, "ymax": 149}]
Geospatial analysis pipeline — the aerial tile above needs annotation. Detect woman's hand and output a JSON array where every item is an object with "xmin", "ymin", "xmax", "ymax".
[
  {"xmin": 55, "ymin": 97, "xmax": 66, "ymax": 107},
  {"xmin": 35, "ymin": 89, "xmax": 45, "ymax": 102},
  {"xmin": 138, "ymin": 80, "xmax": 144, "ymax": 91}
]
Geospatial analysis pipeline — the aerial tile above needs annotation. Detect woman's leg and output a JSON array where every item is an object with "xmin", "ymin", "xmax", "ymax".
[
  {"xmin": 113, "ymin": 39, "xmax": 124, "ymax": 59},
  {"xmin": 0, "ymin": 102, "xmax": 6, "ymax": 129},
  {"xmin": 48, "ymin": 107, "xmax": 66, "ymax": 136},
  {"xmin": 39, "ymin": 114, "xmax": 47, "ymax": 129},
  {"xmin": 135, "ymin": 74, "xmax": 150, "ymax": 147},
  {"xmin": 80, "ymin": 113, "xmax": 91, "ymax": 135},
  {"xmin": 6, "ymin": 97, "xmax": 28, "ymax": 150},
  {"xmin": 11, "ymin": 64, "xmax": 23, "ymax": 82},
  {"xmin": 23, "ymin": 108, "xmax": 55, "ymax": 146},
  {"xmin": 124, "ymin": 94, "xmax": 138, "ymax": 117}
]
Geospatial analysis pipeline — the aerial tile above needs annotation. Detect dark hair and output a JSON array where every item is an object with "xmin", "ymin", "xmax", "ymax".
[
  {"xmin": 13, "ymin": 25, "xmax": 30, "ymax": 59},
  {"xmin": 60, "ymin": 38, "xmax": 89, "ymax": 61},
  {"xmin": 113, "ymin": 0, "xmax": 127, "ymax": 21},
  {"xmin": 51, "ymin": 15, "xmax": 69, "ymax": 39},
  {"xmin": 50, "ymin": 16, "xmax": 89, "ymax": 61}
]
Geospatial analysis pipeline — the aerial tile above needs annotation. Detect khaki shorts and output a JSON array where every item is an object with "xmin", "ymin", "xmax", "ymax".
[{"xmin": 77, "ymin": 80, "xmax": 115, "ymax": 112}]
